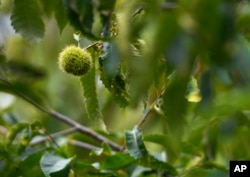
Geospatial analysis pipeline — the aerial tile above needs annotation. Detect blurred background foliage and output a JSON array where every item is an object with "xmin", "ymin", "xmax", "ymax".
[{"xmin": 0, "ymin": 0, "xmax": 250, "ymax": 176}]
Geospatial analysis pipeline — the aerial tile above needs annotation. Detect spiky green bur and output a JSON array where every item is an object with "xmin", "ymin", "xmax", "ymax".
[{"xmin": 58, "ymin": 46, "xmax": 92, "ymax": 76}]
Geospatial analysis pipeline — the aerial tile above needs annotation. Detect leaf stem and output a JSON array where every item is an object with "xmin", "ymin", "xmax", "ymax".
[{"xmin": 137, "ymin": 87, "xmax": 165, "ymax": 127}]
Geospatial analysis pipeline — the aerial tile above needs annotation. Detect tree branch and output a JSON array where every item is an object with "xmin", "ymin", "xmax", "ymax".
[
  {"xmin": 68, "ymin": 139, "xmax": 101, "ymax": 151},
  {"xmin": 30, "ymin": 127, "xmax": 77, "ymax": 146},
  {"xmin": 0, "ymin": 77, "xmax": 124, "ymax": 151}
]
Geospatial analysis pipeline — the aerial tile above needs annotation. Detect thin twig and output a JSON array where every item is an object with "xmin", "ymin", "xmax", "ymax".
[
  {"xmin": 137, "ymin": 87, "xmax": 165, "ymax": 127},
  {"xmin": 137, "ymin": 104, "xmax": 154, "ymax": 128},
  {"xmin": 0, "ymin": 77, "xmax": 124, "ymax": 151},
  {"xmin": 84, "ymin": 41, "xmax": 101, "ymax": 50},
  {"xmin": 44, "ymin": 129, "xmax": 61, "ymax": 148},
  {"xmin": 132, "ymin": 2, "xmax": 178, "ymax": 18},
  {"xmin": 30, "ymin": 127, "xmax": 77, "ymax": 146},
  {"xmin": 68, "ymin": 139, "xmax": 101, "ymax": 151}
]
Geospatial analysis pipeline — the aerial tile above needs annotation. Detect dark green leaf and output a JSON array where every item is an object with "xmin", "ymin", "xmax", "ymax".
[
  {"xmin": 139, "ymin": 155, "xmax": 178, "ymax": 176},
  {"xmin": 39, "ymin": 0, "xmax": 59, "ymax": 16},
  {"xmin": 125, "ymin": 126, "xmax": 148, "ymax": 159},
  {"xmin": 102, "ymin": 42, "xmax": 121, "ymax": 78},
  {"xmin": 99, "ymin": 42, "xmax": 130, "ymax": 107},
  {"xmin": 0, "ymin": 61, "xmax": 46, "ymax": 81},
  {"xmin": 64, "ymin": 0, "xmax": 97, "ymax": 40},
  {"xmin": 182, "ymin": 167, "xmax": 227, "ymax": 177},
  {"xmin": 101, "ymin": 153, "xmax": 135, "ymax": 170},
  {"xmin": 0, "ymin": 79, "xmax": 45, "ymax": 105},
  {"xmin": 125, "ymin": 127, "xmax": 177, "ymax": 175},
  {"xmin": 54, "ymin": 0, "xmax": 68, "ymax": 32},
  {"xmin": 11, "ymin": 0, "xmax": 45, "ymax": 42}
]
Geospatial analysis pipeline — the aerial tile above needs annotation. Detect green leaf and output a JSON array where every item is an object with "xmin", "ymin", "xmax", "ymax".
[
  {"xmin": 99, "ymin": 42, "xmax": 130, "ymax": 107},
  {"xmin": 39, "ymin": 0, "xmax": 58, "ymax": 16},
  {"xmin": 54, "ymin": 0, "xmax": 68, "ymax": 32},
  {"xmin": 73, "ymin": 161, "xmax": 100, "ymax": 175},
  {"xmin": 101, "ymin": 153, "xmax": 135, "ymax": 170},
  {"xmin": 0, "ymin": 79, "xmax": 45, "ymax": 105},
  {"xmin": 80, "ymin": 51, "xmax": 106, "ymax": 131},
  {"xmin": 64, "ymin": 0, "xmax": 97, "ymax": 40},
  {"xmin": 143, "ymin": 134, "xmax": 177, "ymax": 157},
  {"xmin": 143, "ymin": 134, "xmax": 170, "ymax": 147},
  {"xmin": 125, "ymin": 126, "xmax": 148, "ymax": 159},
  {"xmin": 182, "ymin": 167, "xmax": 228, "ymax": 177},
  {"xmin": 0, "ymin": 61, "xmax": 46, "ymax": 81},
  {"xmin": 11, "ymin": 0, "xmax": 45, "ymax": 42},
  {"xmin": 6, "ymin": 122, "xmax": 28, "ymax": 147},
  {"xmin": 125, "ymin": 127, "xmax": 177, "ymax": 175},
  {"xmin": 98, "ymin": 0, "xmax": 116, "ymax": 37},
  {"xmin": 40, "ymin": 152, "xmax": 73, "ymax": 177},
  {"xmin": 102, "ymin": 42, "xmax": 121, "ymax": 78},
  {"xmin": 139, "ymin": 155, "xmax": 178, "ymax": 176}
]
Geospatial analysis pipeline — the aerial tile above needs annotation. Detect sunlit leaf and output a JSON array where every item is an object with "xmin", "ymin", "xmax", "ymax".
[
  {"xmin": 40, "ymin": 152, "xmax": 73, "ymax": 177},
  {"xmin": 80, "ymin": 51, "xmax": 106, "ymax": 131}
]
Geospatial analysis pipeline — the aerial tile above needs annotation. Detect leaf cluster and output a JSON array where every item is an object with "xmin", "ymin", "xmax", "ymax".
[{"xmin": 1, "ymin": 0, "xmax": 250, "ymax": 177}]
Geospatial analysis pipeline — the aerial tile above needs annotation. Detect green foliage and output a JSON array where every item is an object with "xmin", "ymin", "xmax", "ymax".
[
  {"xmin": 1, "ymin": 0, "xmax": 250, "ymax": 176},
  {"xmin": 80, "ymin": 50, "xmax": 106, "ymax": 131},
  {"xmin": 10, "ymin": 0, "xmax": 45, "ymax": 42},
  {"xmin": 99, "ymin": 42, "xmax": 130, "ymax": 107},
  {"xmin": 40, "ymin": 152, "xmax": 73, "ymax": 177},
  {"xmin": 126, "ymin": 127, "xmax": 177, "ymax": 176}
]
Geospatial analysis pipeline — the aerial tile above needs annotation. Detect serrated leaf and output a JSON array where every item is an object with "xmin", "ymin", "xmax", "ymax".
[
  {"xmin": 125, "ymin": 127, "xmax": 177, "ymax": 175},
  {"xmin": 11, "ymin": 0, "xmax": 45, "ymax": 42},
  {"xmin": 40, "ymin": 152, "xmax": 73, "ymax": 177},
  {"xmin": 125, "ymin": 126, "xmax": 148, "ymax": 159},
  {"xmin": 80, "ymin": 52, "xmax": 106, "ymax": 131}
]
